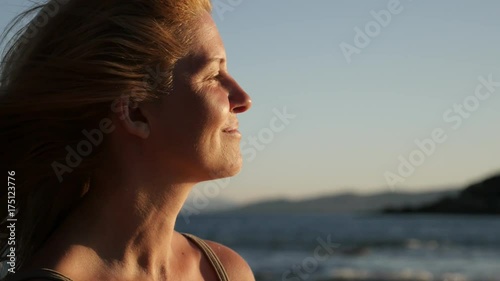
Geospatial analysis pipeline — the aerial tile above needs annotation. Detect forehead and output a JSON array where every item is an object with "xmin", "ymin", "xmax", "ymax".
[{"xmin": 186, "ymin": 12, "xmax": 226, "ymax": 65}]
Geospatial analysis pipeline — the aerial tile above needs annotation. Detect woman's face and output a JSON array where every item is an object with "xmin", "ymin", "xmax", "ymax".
[{"xmin": 143, "ymin": 11, "xmax": 252, "ymax": 182}]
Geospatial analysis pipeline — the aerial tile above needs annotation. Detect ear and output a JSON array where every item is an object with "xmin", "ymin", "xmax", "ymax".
[{"xmin": 114, "ymin": 95, "xmax": 151, "ymax": 139}]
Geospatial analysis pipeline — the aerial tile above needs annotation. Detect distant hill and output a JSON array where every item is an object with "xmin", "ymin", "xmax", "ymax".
[
  {"xmin": 219, "ymin": 189, "xmax": 460, "ymax": 214},
  {"xmin": 384, "ymin": 173, "xmax": 500, "ymax": 214}
]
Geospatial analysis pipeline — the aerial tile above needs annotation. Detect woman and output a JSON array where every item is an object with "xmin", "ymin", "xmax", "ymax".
[{"xmin": 0, "ymin": 0, "xmax": 254, "ymax": 280}]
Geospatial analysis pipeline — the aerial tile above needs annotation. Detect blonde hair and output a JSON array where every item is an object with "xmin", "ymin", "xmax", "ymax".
[{"xmin": 0, "ymin": 0, "xmax": 212, "ymax": 272}]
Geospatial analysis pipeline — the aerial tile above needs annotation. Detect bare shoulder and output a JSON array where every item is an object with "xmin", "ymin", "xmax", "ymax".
[{"xmin": 204, "ymin": 240, "xmax": 255, "ymax": 281}]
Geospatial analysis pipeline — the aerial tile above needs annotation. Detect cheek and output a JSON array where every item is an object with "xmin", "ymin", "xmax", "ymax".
[
  {"xmin": 166, "ymin": 88, "xmax": 229, "ymax": 142},
  {"xmin": 197, "ymin": 93, "xmax": 229, "ymax": 140},
  {"xmin": 207, "ymin": 88, "xmax": 230, "ymax": 115},
  {"xmin": 191, "ymin": 84, "xmax": 230, "ymax": 127}
]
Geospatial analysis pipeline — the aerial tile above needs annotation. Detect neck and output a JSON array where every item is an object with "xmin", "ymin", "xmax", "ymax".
[{"xmin": 47, "ymin": 161, "xmax": 197, "ymax": 280}]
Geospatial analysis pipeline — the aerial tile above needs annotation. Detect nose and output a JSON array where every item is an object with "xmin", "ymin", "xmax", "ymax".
[{"xmin": 228, "ymin": 77, "xmax": 252, "ymax": 114}]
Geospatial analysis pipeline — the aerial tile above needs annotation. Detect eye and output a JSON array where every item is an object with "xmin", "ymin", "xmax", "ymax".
[
  {"xmin": 204, "ymin": 73, "xmax": 225, "ymax": 88},
  {"xmin": 209, "ymin": 73, "xmax": 223, "ymax": 82}
]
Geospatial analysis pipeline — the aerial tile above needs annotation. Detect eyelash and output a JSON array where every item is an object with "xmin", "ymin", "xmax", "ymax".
[
  {"xmin": 210, "ymin": 74, "xmax": 223, "ymax": 82},
  {"xmin": 205, "ymin": 73, "xmax": 224, "ymax": 88}
]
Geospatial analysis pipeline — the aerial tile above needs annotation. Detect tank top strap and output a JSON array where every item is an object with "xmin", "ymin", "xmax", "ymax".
[
  {"xmin": 182, "ymin": 233, "xmax": 230, "ymax": 281},
  {"xmin": 4, "ymin": 268, "xmax": 73, "ymax": 281},
  {"xmin": 5, "ymin": 235, "xmax": 230, "ymax": 281}
]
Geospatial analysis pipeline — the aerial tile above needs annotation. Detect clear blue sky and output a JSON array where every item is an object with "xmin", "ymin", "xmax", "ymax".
[{"xmin": 2, "ymin": 0, "xmax": 500, "ymax": 204}]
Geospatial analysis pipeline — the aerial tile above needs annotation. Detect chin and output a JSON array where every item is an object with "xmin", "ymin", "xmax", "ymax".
[
  {"xmin": 225, "ymin": 164, "xmax": 243, "ymax": 177},
  {"xmin": 208, "ymin": 157, "xmax": 243, "ymax": 180}
]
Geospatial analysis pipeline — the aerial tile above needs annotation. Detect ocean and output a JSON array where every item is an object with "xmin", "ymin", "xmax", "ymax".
[{"xmin": 175, "ymin": 213, "xmax": 500, "ymax": 281}]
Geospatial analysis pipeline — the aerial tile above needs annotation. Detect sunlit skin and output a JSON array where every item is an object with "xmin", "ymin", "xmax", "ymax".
[{"xmin": 25, "ymin": 11, "xmax": 254, "ymax": 281}]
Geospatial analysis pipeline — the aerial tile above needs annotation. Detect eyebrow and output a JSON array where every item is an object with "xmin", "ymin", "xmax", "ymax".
[
  {"xmin": 189, "ymin": 56, "xmax": 226, "ymax": 74},
  {"xmin": 202, "ymin": 57, "xmax": 226, "ymax": 67}
]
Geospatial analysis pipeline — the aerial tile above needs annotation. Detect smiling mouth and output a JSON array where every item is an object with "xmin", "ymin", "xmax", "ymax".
[
  {"xmin": 222, "ymin": 122, "xmax": 239, "ymax": 133},
  {"xmin": 222, "ymin": 128, "xmax": 241, "ymax": 137}
]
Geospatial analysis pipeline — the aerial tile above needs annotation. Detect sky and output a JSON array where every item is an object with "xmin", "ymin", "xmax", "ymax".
[{"xmin": 1, "ymin": 0, "xmax": 500, "ymax": 204}]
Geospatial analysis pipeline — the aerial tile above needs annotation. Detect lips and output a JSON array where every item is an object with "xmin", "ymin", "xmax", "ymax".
[
  {"xmin": 222, "ymin": 123, "xmax": 239, "ymax": 133},
  {"xmin": 222, "ymin": 123, "xmax": 241, "ymax": 137},
  {"xmin": 223, "ymin": 128, "xmax": 239, "ymax": 133}
]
